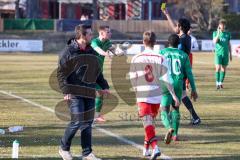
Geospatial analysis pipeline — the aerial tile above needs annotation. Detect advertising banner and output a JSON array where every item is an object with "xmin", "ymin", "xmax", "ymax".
[{"xmin": 0, "ymin": 39, "xmax": 43, "ymax": 52}]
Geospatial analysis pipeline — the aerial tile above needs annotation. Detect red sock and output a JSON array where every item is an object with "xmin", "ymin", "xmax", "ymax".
[
  {"xmin": 151, "ymin": 140, "xmax": 157, "ymax": 149},
  {"xmin": 145, "ymin": 125, "xmax": 157, "ymax": 149}
]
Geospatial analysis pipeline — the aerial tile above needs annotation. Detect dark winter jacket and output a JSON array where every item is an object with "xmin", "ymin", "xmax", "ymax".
[{"xmin": 57, "ymin": 39, "xmax": 109, "ymax": 98}]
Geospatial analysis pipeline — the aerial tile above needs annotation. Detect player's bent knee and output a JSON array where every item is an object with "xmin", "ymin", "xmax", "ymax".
[{"xmin": 221, "ymin": 66, "xmax": 227, "ymax": 72}]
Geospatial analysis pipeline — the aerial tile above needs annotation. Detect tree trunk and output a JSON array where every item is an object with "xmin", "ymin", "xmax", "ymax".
[
  {"xmin": 26, "ymin": 0, "xmax": 40, "ymax": 18},
  {"xmin": 15, "ymin": 0, "xmax": 20, "ymax": 19},
  {"xmin": 92, "ymin": 0, "xmax": 98, "ymax": 20}
]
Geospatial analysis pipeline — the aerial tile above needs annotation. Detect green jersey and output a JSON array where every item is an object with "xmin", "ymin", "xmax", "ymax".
[
  {"xmin": 213, "ymin": 31, "xmax": 231, "ymax": 56},
  {"xmin": 160, "ymin": 47, "xmax": 196, "ymax": 91},
  {"xmin": 91, "ymin": 37, "xmax": 112, "ymax": 69}
]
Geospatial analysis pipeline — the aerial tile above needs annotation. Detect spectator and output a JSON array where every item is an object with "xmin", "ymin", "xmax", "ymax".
[{"xmin": 188, "ymin": 29, "xmax": 199, "ymax": 51}]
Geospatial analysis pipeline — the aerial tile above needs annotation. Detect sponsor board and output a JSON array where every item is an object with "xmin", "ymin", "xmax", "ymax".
[
  {"xmin": 0, "ymin": 39, "xmax": 43, "ymax": 52},
  {"xmin": 201, "ymin": 40, "xmax": 240, "ymax": 57},
  {"xmin": 231, "ymin": 40, "xmax": 240, "ymax": 57},
  {"xmin": 201, "ymin": 40, "xmax": 215, "ymax": 51}
]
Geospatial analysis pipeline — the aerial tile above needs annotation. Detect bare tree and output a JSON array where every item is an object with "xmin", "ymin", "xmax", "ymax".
[{"xmin": 178, "ymin": 0, "xmax": 226, "ymax": 31}]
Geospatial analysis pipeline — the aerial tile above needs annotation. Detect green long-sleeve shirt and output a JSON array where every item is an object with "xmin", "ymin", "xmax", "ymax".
[
  {"xmin": 213, "ymin": 31, "xmax": 231, "ymax": 56},
  {"xmin": 91, "ymin": 37, "xmax": 112, "ymax": 69}
]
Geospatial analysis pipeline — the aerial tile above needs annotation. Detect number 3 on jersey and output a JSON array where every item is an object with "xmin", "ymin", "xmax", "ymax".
[{"xmin": 167, "ymin": 58, "xmax": 181, "ymax": 75}]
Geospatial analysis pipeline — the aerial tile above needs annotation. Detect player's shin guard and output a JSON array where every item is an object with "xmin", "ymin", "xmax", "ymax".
[
  {"xmin": 182, "ymin": 96, "xmax": 199, "ymax": 120},
  {"xmin": 95, "ymin": 96, "xmax": 103, "ymax": 113},
  {"xmin": 145, "ymin": 125, "xmax": 157, "ymax": 149},
  {"xmin": 161, "ymin": 109, "xmax": 171, "ymax": 130},
  {"xmin": 220, "ymin": 71, "xmax": 225, "ymax": 83},
  {"xmin": 215, "ymin": 72, "xmax": 220, "ymax": 85},
  {"xmin": 171, "ymin": 109, "xmax": 180, "ymax": 136}
]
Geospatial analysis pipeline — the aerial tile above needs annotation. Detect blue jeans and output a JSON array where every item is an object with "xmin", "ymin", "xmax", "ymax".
[{"xmin": 61, "ymin": 96, "xmax": 95, "ymax": 156}]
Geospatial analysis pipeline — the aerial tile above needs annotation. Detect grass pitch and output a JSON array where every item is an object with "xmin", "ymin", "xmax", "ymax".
[{"xmin": 0, "ymin": 53, "xmax": 240, "ymax": 160}]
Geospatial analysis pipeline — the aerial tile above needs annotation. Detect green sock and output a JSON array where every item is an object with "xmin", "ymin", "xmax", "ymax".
[
  {"xmin": 171, "ymin": 109, "xmax": 180, "ymax": 136},
  {"xmin": 220, "ymin": 71, "xmax": 226, "ymax": 83},
  {"xmin": 215, "ymin": 72, "xmax": 220, "ymax": 84},
  {"xmin": 161, "ymin": 110, "xmax": 171, "ymax": 130},
  {"xmin": 95, "ymin": 96, "xmax": 103, "ymax": 112}
]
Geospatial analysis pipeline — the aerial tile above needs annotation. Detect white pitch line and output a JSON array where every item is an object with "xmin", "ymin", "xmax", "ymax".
[
  {"xmin": 0, "ymin": 90, "xmax": 55, "ymax": 113},
  {"xmin": 0, "ymin": 154, "xmax": 62, "ymax": 158},
  {"xmin": 95, "ymin": 127, "xmax": 143, "ymax": 150},
  {"xmin": 0, "ymin": 90, "xmax": 172, "ymax": 160}
]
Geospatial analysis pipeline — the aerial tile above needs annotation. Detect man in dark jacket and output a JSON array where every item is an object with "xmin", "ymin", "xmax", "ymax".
[{"xmin": 57, "ymin": 24, "xmax": 109, "ymax": 160}]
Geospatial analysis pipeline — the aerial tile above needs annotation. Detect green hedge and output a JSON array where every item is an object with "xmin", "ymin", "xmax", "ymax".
[{"xmin": 4, "ymin": 19, "xmax": 54, "ymax": 30}]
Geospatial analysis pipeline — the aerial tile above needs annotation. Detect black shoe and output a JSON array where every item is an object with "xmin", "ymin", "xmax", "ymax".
[
  {"xmin": 192, "ymin": 118, "xmax": 201, "ymax": 125},
  {"xmin": 220, "ymin": 85, "xmax": 223, "ymax": 89},
  {"xmin": 164, "ymin": 129, "xmax": 174, "ymax": 144},
  {"xmin": 216, "ymin": 85, "xmax": 220, "ymax": 90}
]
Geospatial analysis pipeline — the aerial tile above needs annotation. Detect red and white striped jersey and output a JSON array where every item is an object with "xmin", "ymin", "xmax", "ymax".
[{"xmin": 129, "ymin": 48, "xmax": 172, "ymax": 104}]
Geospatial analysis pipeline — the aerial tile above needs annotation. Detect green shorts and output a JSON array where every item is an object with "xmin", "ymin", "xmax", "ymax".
[
  {"xmin": 215, "ymin": 54, "xmax": 229, "ymax": 66},
  {"xmin": 96, "ymin": 84, "xmax": 102, "ymax": 91},
  {"xmin": 161, "ymin": 84, "xmax": 182, "ymax": 107}
]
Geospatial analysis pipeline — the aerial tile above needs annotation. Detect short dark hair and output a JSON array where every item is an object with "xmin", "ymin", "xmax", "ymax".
[
  {"xmin": 98, "ymin": 25, "xmax": 110, "ymax": 31},
  {"xmin": 178, "ymin": 18, "xmax": 191, "ymax": 34},
  {"xmin": 75, "ymin": 24, "xmax": 91, "ymax": 39},
  {"xmin": 219, "ymin": 19, "xmax": 226, "ymax": 25},
  {"xmin": 168, "ymin": 34, "xmax": 179, "ymax": 48},
  {"xmin": 143, "ymin": 31, "xmax": 156, "ymax": 48}
]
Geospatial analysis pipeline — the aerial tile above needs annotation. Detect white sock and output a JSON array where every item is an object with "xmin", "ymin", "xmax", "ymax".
[{"xmin": 95, "ymin": 112, "xmax": 100, "ymax": 118}]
